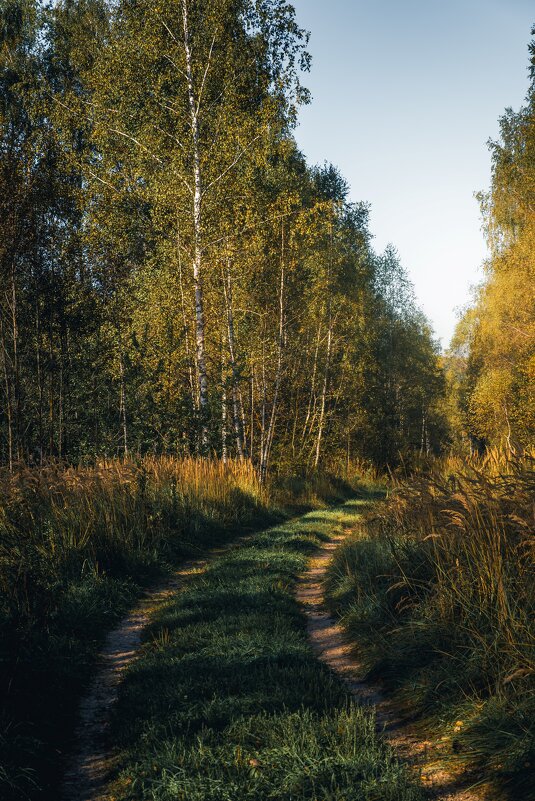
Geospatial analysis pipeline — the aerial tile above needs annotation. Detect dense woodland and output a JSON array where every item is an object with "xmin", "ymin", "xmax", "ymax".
[{"xmin": 1, "ymin": 0, "xmax": 448, "ymax": 472}]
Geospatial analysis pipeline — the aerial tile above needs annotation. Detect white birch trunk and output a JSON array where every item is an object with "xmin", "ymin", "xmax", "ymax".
[
  {"xmin": 222, "ymin": 263, "xmax": 246, "ymax": 458},
  {"xmin": 182, "ymin": 0, "xmax": 209, "ymax": 450},
  {"xmin": 260, "ymin": 227, "xmax": 285, "ymax": 481},
  {"xmin": 314, "ymin": 316, "xmax": 332, "ymax": 469}
]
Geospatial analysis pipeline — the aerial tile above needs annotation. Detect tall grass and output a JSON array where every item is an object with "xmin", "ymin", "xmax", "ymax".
[
  {"xmin": 1, "ymin": 456, "xmax": 267, "ymax": 636},
  {"xmin": 325, "ymin": 451, "xmax": 535, "ymax": 798},
  {"xmin": 0, "ymin": 456, "xmax": 357, "ymax": 799},
  {"xmin": 0, "ymin": 456, "xmax": 266, "ymax": 800}
]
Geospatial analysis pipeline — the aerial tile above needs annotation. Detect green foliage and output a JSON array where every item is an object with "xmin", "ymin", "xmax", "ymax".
[{"xmin": 0, "ymin": 0, "xmax": 446, "ymax": 471}]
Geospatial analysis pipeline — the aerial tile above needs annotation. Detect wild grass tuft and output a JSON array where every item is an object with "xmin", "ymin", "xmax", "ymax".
[{"xmin": 325, "ymin": 453, "xmax": 535, "ymax": 799}]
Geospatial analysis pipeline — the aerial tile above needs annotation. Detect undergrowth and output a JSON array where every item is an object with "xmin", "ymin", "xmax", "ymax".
[
  {"xmin": 325, "ymin": 453, "xmax": 535, "ymax": 800},
  {"xmin": 106, "ymin": 499, "xmax": 421, "ymax": 801},
  {"xmin": 0, "ymin": 457, "xmax": 355, "ymax": 800}
]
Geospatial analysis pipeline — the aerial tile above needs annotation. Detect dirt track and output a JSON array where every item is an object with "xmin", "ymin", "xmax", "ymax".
[
  {"xmin": 62, "ymin": 559, "xmax": 208, "ymax": 801},
  {"xmin": 63, "ymin": 520, "xmax": 488, "ymax": 801},
  {"xmin": 297, "ymin": 530, "xmax": 489, "ymax": 801}
]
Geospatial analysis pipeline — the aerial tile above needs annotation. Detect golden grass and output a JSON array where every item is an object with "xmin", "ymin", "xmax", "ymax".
[
  {"xmin": 0, "ymin": 456, "xmax": 264, "ymax": 621},
  {"xmin": 325, "ymin": 449, "xmax": 534, "ymax": 793},
  {"xmin": 386, "ymin": 456, "xmax": 534, "ymax": 672}
]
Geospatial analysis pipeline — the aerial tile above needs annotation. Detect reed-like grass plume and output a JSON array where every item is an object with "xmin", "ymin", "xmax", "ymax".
[{"xmin": 325, "ymin": 450, "xmax": 535, "ymax": 798}]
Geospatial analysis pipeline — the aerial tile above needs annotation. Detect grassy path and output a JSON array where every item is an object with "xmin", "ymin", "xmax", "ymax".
[{"xmin": 97, "ymin": 498, "xmax": 422, "ymax": 800}]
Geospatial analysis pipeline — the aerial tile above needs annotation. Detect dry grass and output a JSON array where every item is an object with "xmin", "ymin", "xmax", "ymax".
[
  {"xmin": 0, "ymin": 456, "xmax": 263, "ymax": 618},
  {"xmin": 325, "ymin": 450, "xmax": 535, "ymax": 798},
  {"xmin": 385, "ymin": 452, "xmax": 534, "ymax": 683},
  {"xmin": 0, "ymin": 456, "xmax": 266, "ymax": 800}
]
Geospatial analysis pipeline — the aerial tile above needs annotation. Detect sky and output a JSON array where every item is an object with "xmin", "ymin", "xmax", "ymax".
[{"xmin": 291, "ymin": 0, "xmax": 534, "ymax": 348}]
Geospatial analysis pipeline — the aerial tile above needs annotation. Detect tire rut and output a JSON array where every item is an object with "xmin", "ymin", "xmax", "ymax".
[
  {"xmin": 297, "ymin": 530, "xmax": 490, "ymax": 801},
  {"xmin": 62, "ymin": 557, "xmax": 207, "ymax": 801}
]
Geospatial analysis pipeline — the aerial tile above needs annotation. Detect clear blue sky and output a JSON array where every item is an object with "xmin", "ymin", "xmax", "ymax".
[{"xmin": 291, "ymin": 0, "xmax": 534, "ymax": 348}]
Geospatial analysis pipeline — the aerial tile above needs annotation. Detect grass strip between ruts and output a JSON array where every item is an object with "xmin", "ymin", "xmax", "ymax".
[{"xmin": 106, "ymin": 497, "xmax": 423, "ymax": 801}]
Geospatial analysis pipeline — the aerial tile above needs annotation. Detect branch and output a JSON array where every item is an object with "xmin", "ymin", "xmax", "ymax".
[
  {"xmin": 163, "ymin": 52, "xmax": 188, "ymax": 81},
  {"xmin": 205, "ymin": 208, "xmax": 301, "ymax": 251},
  {"xmin": 50, "ymin": 93, "xmax": 193, "ymax": 196},
  {"xmin": 202, "ymin": 133, "xmax": 263, "ymax": 196},
  {"xmin": 152, "ymin": 121, "xmax": 185, "ymax": 151},
  {"xmin": 108, "ymin": 127, "xmax": 164, "ymax": 161},
  {"xmin": 159, "ymin": 16, "xmax": 181, "ymax": 47},
  {"xmin": 85, "ymin": 168, "xmax": 122, "ymax": 195},
  {"xmin": 196, "ymin": 33, "xmax": 217, "ymax": 117}
]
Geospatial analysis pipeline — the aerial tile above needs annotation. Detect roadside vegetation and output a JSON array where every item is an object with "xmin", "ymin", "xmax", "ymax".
[
  {"xmin": 0, "ymin": 456, "xmax": 357, "ymax": 800},
  {"xmin": 105, "ymin": 499, "xmax": 422, "ymax": 801},
  {"xmin": 325, "ymin": 452, "xmax": 535, "ymax": 799}
]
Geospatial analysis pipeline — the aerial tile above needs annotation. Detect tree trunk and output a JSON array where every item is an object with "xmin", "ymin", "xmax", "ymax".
[
  {"xmin": 221, "ymin": 358, "xmax": 228, "ymax": 463},
  {"xmin": 182, "ymin": 0, "xmax": 209, "ymax": 451},
  {"xmin": 314, "ymin": 315, "xmax": 332, "ymax": 469},
  {"xmin": 259, "ymin": 334, "xmax": 267, "ymax": 474},
  {"xmin": 0, "ymin": 310, "xmax": 13, "ymax": 471},
  {"xmin": 177, "ymin": 222, "xmax": 197, "ymax": 413},
  {"xmin": 249, "ymin": 365, "xmax": 254, "ymax": 459},
  {"xmin": 119, "ymin": 349, "xmax": 128, "ymax": 457},
  {"xmin": 260, "ymin": 225, "xmax": 285, "ymax": 481},
  {"xmin": 420, "ymin": 404, "xmax": 426, "ymax": 456},
  {"xmin": 313, "ymin": 218, "xmax": 335, "ymax": 470},
  {"xmin": 301, "ymin": 316, "xmax": 322, "ymax": 447},
  {"xmin": 58, "ymin": 356, "xmax": 64, "ymax": 459},
  {"xmin": 36, "ymin": 304, "xmax": 43, "ymax": 464},
  {"xmin": 10, "ymin": 265, "xmax": 20, "ymax": 462},
  {"xmin": 222, "ymin": 260, "xmax": 246, "ymax": 458}
]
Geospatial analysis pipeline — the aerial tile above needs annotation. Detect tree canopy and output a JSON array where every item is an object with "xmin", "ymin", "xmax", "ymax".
[
  {"xmin": 448, "ymin": 27, "xmax": 535, "ymax": 453},
  {"xmin": 0, "ymin": 0, "xmax": 447, "ymax": 471}
]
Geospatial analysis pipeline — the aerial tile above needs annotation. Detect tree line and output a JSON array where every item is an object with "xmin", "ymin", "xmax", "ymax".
[
  {"xmin": 448, "ymin": 26, "xmax": 535, "ymax": 455},
  {"xmin": 1, "ymin": 0, "xmax": 447, "ymax": 472}
]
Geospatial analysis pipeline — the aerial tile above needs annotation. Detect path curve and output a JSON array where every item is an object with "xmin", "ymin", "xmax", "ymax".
[
  {"xmin": 62, "ymin": 557, "xmax": 207, "ymax": 801},
  {"xmin": 297, "ymin": 530, "xmax": 489, "ymax": 801}
]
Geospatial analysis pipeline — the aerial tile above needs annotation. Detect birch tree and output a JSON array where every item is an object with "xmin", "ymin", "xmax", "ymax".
[{"xmin": 79, "ymin": 0, "xmax": 310, "ymax": 450}]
